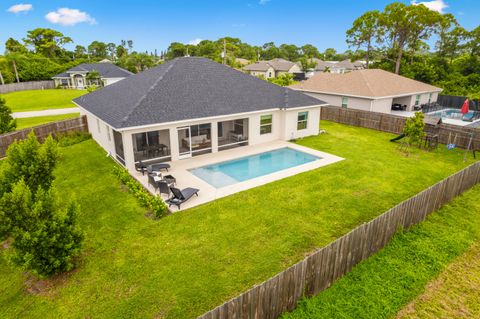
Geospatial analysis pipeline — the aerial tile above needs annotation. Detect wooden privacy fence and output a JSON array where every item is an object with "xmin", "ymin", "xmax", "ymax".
[
  {"xmin": 198, "ymin": 161, "xmax": 480, "ymax": 319},
  {"xmin": 0, "ymin": 80, "xmax": 55, "ymax": 94},
  {"xmin": 0, "ymin": 116, "xmax": 88, "ymax": 158},
  {"xmin": 321, "ymin": 106, "xmax": 480, "ymax": 150}
]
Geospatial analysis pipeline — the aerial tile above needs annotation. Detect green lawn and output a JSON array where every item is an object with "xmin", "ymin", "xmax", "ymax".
[
  {"xmin": 2, "ymin": 89, "xmax": 86, "ymax": 112},
  {"xmin": 397, "ymin": 241, "xmax": 480, "ymax": 319},
  {"xmin": 282, "ymin": 184, "xmax": 480, "ymax": 319},
  {"xmin": 15, "ymin": 113, "xmax": 80, "ymax": 130},
  {"xmin": 0, "ymin": 121, "xmax": 476, "ymax": 318}
]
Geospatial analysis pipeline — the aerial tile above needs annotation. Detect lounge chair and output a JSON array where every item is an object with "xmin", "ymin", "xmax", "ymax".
[
  {"xmin": 168, "ymin": 187, "xmax": 199, "ymax": 209},
  {"xmin": 135, "ymin": 161, "xmax": 148, "ymax": 175},
  {"xmin": 147, "ymin": 163, "xmax": 171, "ymax": 174}
]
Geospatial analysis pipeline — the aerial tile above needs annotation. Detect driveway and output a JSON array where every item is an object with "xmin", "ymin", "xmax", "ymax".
[{"xmin": 12, "ymin": 107, "xmax": 80, "ymax": 118}]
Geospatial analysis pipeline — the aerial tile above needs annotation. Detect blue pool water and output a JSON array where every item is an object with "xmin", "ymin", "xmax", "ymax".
[{"xmin": 189, "ymin": 147, "xmax": 321, "ymax": 188}]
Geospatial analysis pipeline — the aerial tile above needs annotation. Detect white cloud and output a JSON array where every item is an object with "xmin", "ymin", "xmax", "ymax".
[
  {"xmin": 7, "ymin": 3, "xmax": 33, "ymax": 13},
  {"xmin": 411, "ymin": 0, "xmax": 448, "ymax": 13},
  {"xmin": 188, "ymin": 38, "xmax": 202, "ymax": 46},
  {"xmin": 45, "ymin": 8, "xmax": 96, "ymax": 26},
  {"xmin": 259, "ymin": 0, "xmax": 271, "ymax": 5}
]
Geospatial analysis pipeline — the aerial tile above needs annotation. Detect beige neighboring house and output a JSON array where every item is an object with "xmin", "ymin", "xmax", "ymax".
[
  {"xmin": 290, "ymin": 69, "xmax": 443, "ymax": 114},
  {"xmin": 307, "ymin": 59, "xmax": 365, "ymax": 76},
  {"xmin": 243, "ymin": 58, "xmax": 302, "ymax": 79},
  {"xmin": 235, "ymin": 58, "xmax": 250, "ymax": 66}
]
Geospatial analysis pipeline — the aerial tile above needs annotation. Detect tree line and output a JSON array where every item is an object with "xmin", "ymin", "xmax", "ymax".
[
  {"xmin": 0, "ymin": 28, "xmax": 160, "ymax": 84},
  {"xmin": 0, "ymin": 1, "xmax": 478, "ymax": 98},
  {"xmin": 346, "ymin": 2, "xmax": 479, "ymax": 98}
]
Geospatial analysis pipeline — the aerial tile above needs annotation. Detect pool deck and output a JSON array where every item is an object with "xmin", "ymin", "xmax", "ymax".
[{"xmin": 131, "ymin": 140, "xmax": 344, "ymax": 211}]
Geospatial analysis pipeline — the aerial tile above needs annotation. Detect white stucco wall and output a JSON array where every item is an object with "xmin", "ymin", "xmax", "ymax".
[
  {"xmin": 303, "ymin": 92, "xmax": 373, "ymax": 111},
  {"xmin": 79, "ymin": 108, "xmax": 116, "ymax": 156},
  {"xmin": 282, "ymin": 107, "xmax": 320, "ymax": 140},
  {"xmin": 371, "ymin": 98, "xmax": 393, "ymax": 113}
]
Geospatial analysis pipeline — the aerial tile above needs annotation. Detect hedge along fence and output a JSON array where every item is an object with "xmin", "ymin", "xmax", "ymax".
[
  {"xmin": 0, "ymin": 116, "xmax": 88, "ymax": 158},
  {"xmin": 321, "ymin": 106, "xmax": 480, "ymax": 150},
  {"xmin": 198, "ymin": 161, "xmax": 480, "ymax": 319},
  {"xmin": 0, "ymin": 80, "xmax": 55, "ymax": 94}
]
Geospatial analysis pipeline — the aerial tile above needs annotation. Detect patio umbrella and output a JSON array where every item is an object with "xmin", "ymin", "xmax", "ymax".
[{"xmin": 460, "ymin": 98, "xmax": 469, "ymax": 115}]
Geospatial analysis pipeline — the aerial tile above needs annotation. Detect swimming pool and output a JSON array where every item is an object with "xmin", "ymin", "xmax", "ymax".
[
  {"xmin": 428, "ymin": 108, "xmax": 474, "ymax": 119},
  {"xmin": 189, "ymin": 147, "xmax": 321, "ymax": 188}
]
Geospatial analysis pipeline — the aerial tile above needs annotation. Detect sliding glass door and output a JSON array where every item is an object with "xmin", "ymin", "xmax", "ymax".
[{"xmin": 177, "ymin": 126, "xmax": 192, "ymax": 159}]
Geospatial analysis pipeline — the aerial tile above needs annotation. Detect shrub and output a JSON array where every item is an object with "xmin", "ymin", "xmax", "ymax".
[
  {"xmin": 0, "ymin": 132, "xmax": 59, "ymax": 196},
  {"xmin": 403, "ymin": 112, "xmax": 426, "ymax": 147},
  {"xmin": 112, "ymin": 165, "xmax": 168, "ymax": 219},
  {"xmin": 9, "ymin": 183, "xmax": 84, "ymax": 278},
  {"xmin": 0, "ymin": 96, "xmax": 16, "ymax": 133},
  {"xmin": 87, "ymin": 84, "xmax": 98, "ymax": 92}
]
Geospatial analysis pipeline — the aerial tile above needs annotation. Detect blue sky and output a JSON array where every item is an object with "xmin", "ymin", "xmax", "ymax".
[{"xmin": 2, "ymin": 0, "xmax": 479, "ymax": 53}]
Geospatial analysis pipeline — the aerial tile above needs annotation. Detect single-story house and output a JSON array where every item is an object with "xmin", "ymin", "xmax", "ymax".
[
  {"xmin": 53, "ymin": 62, "xmax": 133, "ymax": 89},
  {"xmin": 290, "ymin": 69, "xmax": 443, "ymax": 114},
  {"xmin": 73, "ymin": 57, "xmax": 326, "ymax": 172},
  {"xmin": 243, "ymin": 58, "xmax": 302, "ymax": 79},
  {"xmin": 306, "ymin": 59, "xmax": 365, "ymax": 77}
]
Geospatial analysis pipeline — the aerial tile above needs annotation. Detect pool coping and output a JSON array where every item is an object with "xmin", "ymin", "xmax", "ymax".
[{"xmin": 131, "ymin": 140, "xmax": 344, "ymax": 211}]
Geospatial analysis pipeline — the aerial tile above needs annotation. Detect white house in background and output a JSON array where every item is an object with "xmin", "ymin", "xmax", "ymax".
[
  {"xmin": 243, "ymin": 58, "xmax": 302, "ymax": 79},
  {"xmin": 73, "ymin": 57, "xmax": 326, "ymax": 172},
  {"xmin": 53, "ymin": 62, "xmax": 133, "ymax": 89},
  {"xmin": 290, "ymin": 69, "xmax": 443, "ymax": 114}
]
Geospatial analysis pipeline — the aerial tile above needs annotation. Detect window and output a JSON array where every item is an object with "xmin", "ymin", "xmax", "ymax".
[
  {"xmin": 260, "ymin": 115, "xmax": 272, "ymax": 135},
  {"xmin": 297, "ymin": 111, "xmax": 309, "ymax": 130},
  {"xmin": 217, "ymin": 122, "xmax": 223, "ymax": 137},
  {"xmin": 415, "ymin": 94, "xmax": 421, "ymax": 106},
  {"xmin": 96, "ymin": 119, "xmax": 101, "ymax": 133},
  {"xmin": 268, "ymin": 72, "xmax": 272, "ymax": 78},
  {"xmin": 341, "ymin": 97, "xmax": 348, "ymax": 108},
  {"xmin": 428, "ymin": 93, "xmax": 432, "ymax": 104},
  {"xmin": 106, "ymin": 125, "xmax": 111, "ymax": 141}
]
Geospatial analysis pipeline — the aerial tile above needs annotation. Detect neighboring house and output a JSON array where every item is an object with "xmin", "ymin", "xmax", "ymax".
[
  {"xmin": 306, "ymin": 59, "xmax": 365, "ymax": 77},
  {"xmin": 73, "ymin": 57, "xmax": 326, "ymax": 171},
  {"xmin": 235, "ymin": 58, "xmax": 250, "ymax": 66},
  {"xmin": 290, "ymin": 69, "xmax": 442, "ymax": 114},
  {"xmin": 243, "ymin": 58, "xmax": 302, "ymax": 79},
  {"xmin": 53, "ymin": 63, "xmax": 133, "ymax": 89}
]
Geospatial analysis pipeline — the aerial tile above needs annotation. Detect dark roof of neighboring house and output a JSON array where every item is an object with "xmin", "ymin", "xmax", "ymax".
[
  {"xmin": 244, "ymin": 58, "xmax": 298, "ymax": 72},
  {"xmin": 53, "ymin": 63, "xmax": 133, "ymax": 79},
  {"xmin": 290, "ymin": 69, "xmax": 443, "ymax": 98},
  {"xmin": 74, "ymin": 57, "xmax": 325, "ymax": 129},
  {"xmin": 53, "ymin": 72, "xmax": 70, "ymax": 78}
]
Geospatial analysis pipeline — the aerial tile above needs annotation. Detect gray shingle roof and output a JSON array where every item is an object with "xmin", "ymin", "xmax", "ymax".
[
  {"xmin": 53, "ymin": 63, "xmax": 133, "ymax": 78},
  {"xmin": 52, "ymin": 72, "xmax": 70, "ymax": 78},
  {"xmin": 74, "ymin": 57, "xmax": 325, "ymax": 129}
]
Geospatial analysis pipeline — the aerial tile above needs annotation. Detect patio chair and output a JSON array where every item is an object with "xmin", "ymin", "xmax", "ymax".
[
  {"xmin": 167, "ymin": 187, "xmax": 199, "ymax": 209},
  {"xmin": 148, "ymin": 173, "xmax": 161, "ymax": 192},
  {"xmin": 135, "ymin": 161, "xmax": 148, "ymax": 175},
  {"xmin": 157, "ymin": 180, "xmax": 172, "ymax": 197}
]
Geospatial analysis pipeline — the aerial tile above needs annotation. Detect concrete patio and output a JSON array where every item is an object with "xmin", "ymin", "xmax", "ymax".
[{"xmin": 131, "ymin": 141, "xmax": 344, "ymax": 211}]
